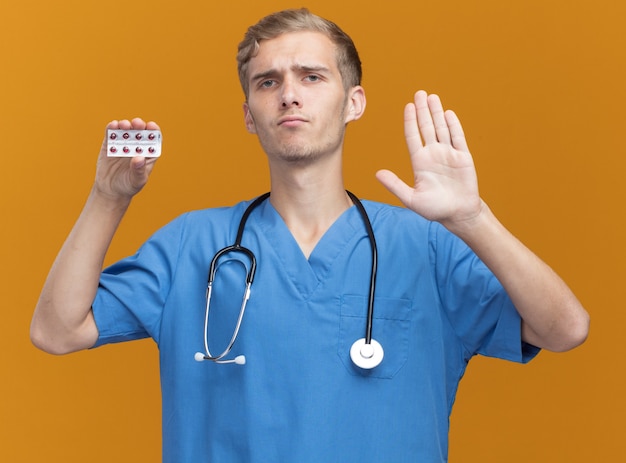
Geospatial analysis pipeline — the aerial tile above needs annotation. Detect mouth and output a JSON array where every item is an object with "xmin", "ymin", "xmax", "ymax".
[{"xmin": 278, "ymin": 115, "xmax": 308, "ymax": 127}]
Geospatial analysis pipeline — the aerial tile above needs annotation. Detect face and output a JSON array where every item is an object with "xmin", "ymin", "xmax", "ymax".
[{"xmin": 243, "ymin": 31, "xmax": 365, "ymax": 165}]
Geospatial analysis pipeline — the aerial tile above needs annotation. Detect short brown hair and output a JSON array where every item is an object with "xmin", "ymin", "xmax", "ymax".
[{"xmin": 237, "ymin": 8, "xmax": 362, "ymax": 98}]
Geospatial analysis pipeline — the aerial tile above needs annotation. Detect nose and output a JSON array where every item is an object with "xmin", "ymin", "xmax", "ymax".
[{"xmin": 280, "ymin": 78, "xmax": 301, "ymax": 108}]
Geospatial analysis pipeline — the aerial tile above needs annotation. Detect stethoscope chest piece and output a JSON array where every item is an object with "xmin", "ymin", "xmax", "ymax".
[{"xmin": 350, "ymin": 338, "xmax": 384, "ymax": 370}]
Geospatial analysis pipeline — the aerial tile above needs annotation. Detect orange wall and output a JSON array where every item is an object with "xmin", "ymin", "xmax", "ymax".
[{"xmin": 1, "ymin": 0, "xmax": 623, "ymax": 461}]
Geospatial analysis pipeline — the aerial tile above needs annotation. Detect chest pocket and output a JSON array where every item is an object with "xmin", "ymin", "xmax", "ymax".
[{"xmin": 338, "ymin": 295, "xmax": 412, "ymax": 379}]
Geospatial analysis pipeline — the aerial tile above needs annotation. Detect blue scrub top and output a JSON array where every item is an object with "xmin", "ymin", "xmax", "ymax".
[{"xmin": 93, "ymin": 198, "xmax": 539, "ymax": 462}]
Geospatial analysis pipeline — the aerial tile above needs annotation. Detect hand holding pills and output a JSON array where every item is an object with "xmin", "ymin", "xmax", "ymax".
[{"xmin": 94, "ymin": 118, "xmax": 161, "ymax": 200}]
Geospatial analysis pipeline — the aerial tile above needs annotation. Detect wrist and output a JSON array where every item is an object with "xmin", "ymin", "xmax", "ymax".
[
  {"xmin": 444, "ymin": 203, "xmax": 515, "ymax": 271},
  {"xmin": 88, "ymin": 185, "xmax": 132, "ymax": 213},
  {"xmin": 442, "ymin": 200, "xmax": 495, "ymax": 243}
]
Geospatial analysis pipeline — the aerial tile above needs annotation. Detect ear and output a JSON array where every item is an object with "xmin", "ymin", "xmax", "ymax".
[
  {"xmin": 243, "ymin": 102, "xmax": 257, "ymax": 134},
  {"xmin": 344, "ymin": 86, "xmax": 366, "ymax": 123}
]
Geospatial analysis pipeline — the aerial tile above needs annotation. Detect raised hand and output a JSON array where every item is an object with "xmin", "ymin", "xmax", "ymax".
[
  {"xmin": 30, "ymin": 117, "xmax": 162, "ymax": 354},
  {"xmin": 94, "ymin": 118, "xmax": 160, "ymax": 201},
  {"xmin": 376, "ymin": 90, "xmax": 484, "ymax": 231}
]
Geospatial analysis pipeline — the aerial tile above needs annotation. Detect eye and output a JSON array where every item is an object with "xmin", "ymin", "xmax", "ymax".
[
  {"xmin": 260, "ymin": 80, "xmax": 276, "ymax": 88},
  {"xmin": 304, "ymin": 75, "xmax": 320, "ymax": 82}
]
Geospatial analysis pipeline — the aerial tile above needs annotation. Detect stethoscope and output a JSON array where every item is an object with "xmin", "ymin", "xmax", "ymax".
[{"xmin": 194, "ymin": 191, "xmax": 384, "ymax": 369}]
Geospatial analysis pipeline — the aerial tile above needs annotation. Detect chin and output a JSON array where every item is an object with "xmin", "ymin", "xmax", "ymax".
[
  {"xmin": 270, "ymin": 142, "xmax": 319, "ymax": 164},
  {"xmin": 262, "ymin": 137, "xmax": 339, "ymax": 165}
]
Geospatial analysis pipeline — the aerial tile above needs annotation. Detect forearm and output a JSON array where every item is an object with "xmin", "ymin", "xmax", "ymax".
[
  {"xmin": 31, "ymin": 187, "xmax": 131, "ymax": 354},
  {"xmin": 447, "ymin": 202, "xmax": 589, "ymax": 352}
]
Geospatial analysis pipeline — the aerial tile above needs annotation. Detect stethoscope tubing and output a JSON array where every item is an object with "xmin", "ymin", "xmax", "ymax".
[
  {"xmin": 197, "ymin": 191, "xmax": 382, "ymax": 368},
  {"xmin": 346, "ymin": 191, "xmax": 378, "ymax": 345},
  {"xmin": 202, "ymin": 281, "xmax": 251, "ymax": 362}
]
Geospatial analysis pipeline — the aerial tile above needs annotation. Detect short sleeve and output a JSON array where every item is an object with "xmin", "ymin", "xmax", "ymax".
[
  {"xmin": 429, "ymin": 222, "xmax": 540, "ymax": 363},
  {"xmin": 92, "ymin": 214, "xmax": 186, "ymax": 347}
]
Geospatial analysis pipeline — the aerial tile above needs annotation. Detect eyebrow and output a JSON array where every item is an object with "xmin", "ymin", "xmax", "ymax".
[
  {"xmin": 250, "ymin": 64, "xmax": 331, "ymax": 83},
  {"xmin": 297, "ymin": 64, "xmax": 331, "ymax": 74}
]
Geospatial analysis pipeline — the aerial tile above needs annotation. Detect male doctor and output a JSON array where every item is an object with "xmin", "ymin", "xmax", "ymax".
[{"xmin": 32, "ymin": 8, "xmax": 589, "ymax": 462}]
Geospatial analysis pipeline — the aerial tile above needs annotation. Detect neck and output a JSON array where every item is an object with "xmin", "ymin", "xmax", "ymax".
[{"xmin": 267, "ymin": 159, "xmax": 352, "ymax": 258}]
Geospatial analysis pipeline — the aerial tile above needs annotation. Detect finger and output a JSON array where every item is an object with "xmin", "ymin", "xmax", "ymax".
[
  {"xmin": 445, "ymin": 110, "xmax": 469, "ymax": 152},
  {"xmin": 428, "ymin": 94, "xmax": 451, "ymax": 145},
  {"xmin": 375, "ymin": 169, "xmax": 414, "ymax": 208},
  {"xmin": 414, "ymin": 90, "xmax": 437, "ymax": 145},
  {"xmin": 108, "ymin": 118, "xmax": 160, "ymax": 130},
  {"xmin": 118, "ymin": 119, "xmax": 132, "ymax": 130},
  {"xmin": 146, "ymin": 120, "xmax": 160, "ymax": 130},
  {"xmin": 130, "ymin": 117, "xmax": 147, "ymax": 130},
  {"xmin": 404, "ymin": 103, "xmax": 424, "ymax": 154}
]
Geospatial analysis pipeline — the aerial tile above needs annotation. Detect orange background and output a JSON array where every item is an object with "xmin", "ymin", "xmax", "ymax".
[{"xmin": 1, "ymin": 0, "xmax": 623, "ymax": 461}]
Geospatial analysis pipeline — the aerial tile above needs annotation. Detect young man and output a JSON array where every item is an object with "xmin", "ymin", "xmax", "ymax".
[{"xmin": 31, "ymin": 8, "xmax": 589, "ymax": 462}]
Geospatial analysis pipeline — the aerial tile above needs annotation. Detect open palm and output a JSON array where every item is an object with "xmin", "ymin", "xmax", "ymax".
[{"xmin": 377, "ymin": 91, "xmax": 483, "ymax": 229}]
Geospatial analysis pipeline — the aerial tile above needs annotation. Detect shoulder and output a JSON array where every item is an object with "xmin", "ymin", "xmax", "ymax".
[
  {"xmin": 139, "ymin": 198, "xmax": 259, "ymax": 249},
  {"xmin": 162, "ymin": 198, "xmax": 256, "ymax": 230},
  {"xmin": 360, "ymin": 199, "xmax": 467, "ymax": 253}
]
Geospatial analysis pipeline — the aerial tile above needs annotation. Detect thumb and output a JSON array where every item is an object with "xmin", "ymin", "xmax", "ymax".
[
  {"xmin": 128, "ymin": 156, "xmax": 152, "ymax": 191},
  {"xmin": 131, "ymin": 156, "xmax": 147, "ymax": 170},
  {"xmin": 376, "ymin": 169, "xmax": 413, "ymax": 207}
]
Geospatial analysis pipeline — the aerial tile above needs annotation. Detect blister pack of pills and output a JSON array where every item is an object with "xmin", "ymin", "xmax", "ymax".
[{"xmin": 107, "ymin": 129, "xmax": 162, "ymax": 157}]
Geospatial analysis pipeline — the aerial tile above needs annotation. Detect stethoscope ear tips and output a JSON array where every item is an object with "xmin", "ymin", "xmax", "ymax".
[{"xmin": 350, "ymin": 338, "xmax": 384, "ymax": 370}]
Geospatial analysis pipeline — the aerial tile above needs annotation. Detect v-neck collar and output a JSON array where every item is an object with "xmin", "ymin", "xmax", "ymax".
[{"xmin": 252, "ymin": 199, "xmax": 366, "ymax": 299}]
